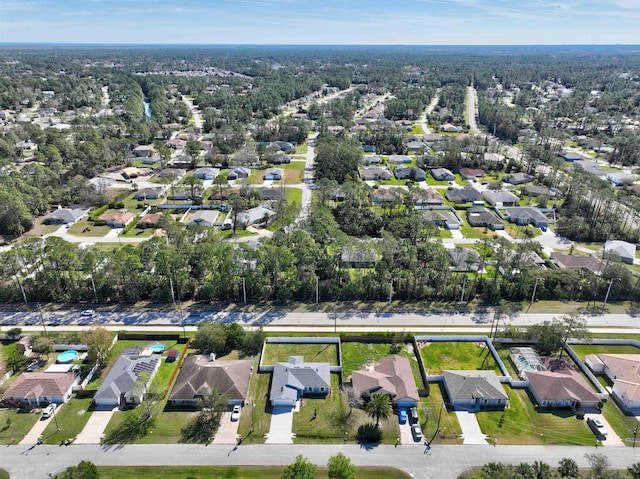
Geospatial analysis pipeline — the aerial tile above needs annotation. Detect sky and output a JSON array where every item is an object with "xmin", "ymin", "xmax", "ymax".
[{"xmin": 1, "ymin": 0, "xmax": 640, "ymax": 45}]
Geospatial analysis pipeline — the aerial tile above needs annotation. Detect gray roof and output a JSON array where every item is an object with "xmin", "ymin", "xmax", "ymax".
[
  {"xmin": 389, "ymin": 155, "xmax": 412, "ymax": 164},
  {"xmin": 269, "ymin": 356, "xmax": 330, "ymax": 403},
  {"xmin": 467, "ymin": 207, "xmax": 503, "ymax": 228},
  {"xmin": 44, "ymin": 208, "xmax": 85, "ymax": 224},
  {"xmin": 194, "ymin": 167, "xmax": 220, "ymax": 179},
  {"xmin": 94, "ymin": 354, "xmax": 159, "ymax": 403},
  {"xmin": 431, "ymin": 168, "xmax": 455, "ymax": 180},
  {"xmin": 443, "ymin": 370, "xmax": 508, "ymax": 401},
  {"xmin": 503, "ymin": 172, "xmax": 534, "ymax": 185},
  {"xmin": 395, "ymin": 166, "xmax": 426, "ymax": 180},
  {"xmin": 187, "ymin": 210, "xmax": 219, "ymax": 227},
  {"xmin": 521, "ymin": 185, "xmax": 556, "ymax": 197},
  {"xmin": 445, "ymin": 185, "xmax": 480, "ymax": 203},
  {"xmin": 169, "ymin": 356, "xmax": 252, "ymax": 403},
  {"xmin": 449, "ymin": 248, "xmax": 482, "ymax": 272},
  {"xmin": 482, "ymin": 190, "xmax": 519, "ymax": 205},
  {"xmin": 500, "ymin": 207, "xmax": 549, "ymax": 224},
  {"xmin": 238, "ymin": 206, "xmax": 275, "ymax": 225},
  {"xmin": 359, "ymin": 167, "xmax": 392, "ymax": 181},
  {"xmin": 604, "ymin": 240, "xmax": 636, "ymax": 261}
]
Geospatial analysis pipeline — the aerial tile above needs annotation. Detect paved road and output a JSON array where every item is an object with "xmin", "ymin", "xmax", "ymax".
[
  {"xmin": 420, "ymin": 89, "xmax": 440, "ymax": 135},
  {"xmin": 4, "ymin": 443, "xmax": 640, "ymax": 479},
  {"xmin": 466, "ymin": 86, "xmax": 479, "ymax": 134}
]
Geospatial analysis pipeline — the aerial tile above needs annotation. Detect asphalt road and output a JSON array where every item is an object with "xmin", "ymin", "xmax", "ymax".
[{"xmin": 5, "ymin": 443, "xmax": 640, "ymax": 479}]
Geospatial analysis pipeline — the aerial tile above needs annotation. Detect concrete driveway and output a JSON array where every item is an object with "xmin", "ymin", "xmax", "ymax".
[
  {"xmin": 265, "ymin": 406, "xmax": 295, "ymax": 444},
  {"xmin": 455, "ymin": 410, "xmax": 489, "ymax": 445},
  {"xmin": 585, "ymin": 412, "xmax": 625, "ymax": 447},
  {"xmin": 20, "ymin": 408, "xmax": 60, "ymax": 445},
  {"xmin": 399, "ymin": 418, "xmax": 416, "ymax": 445},
  {"xmin": 74, "ymin": 407, "xmax": 116, "ymax": 444},
  {"xmin": 212, "ymin": 411, "xmax": 240, "ymax": 445}
]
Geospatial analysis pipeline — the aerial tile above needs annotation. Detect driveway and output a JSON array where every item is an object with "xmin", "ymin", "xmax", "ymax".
[
  {"xmin": 584, "ymin": 412, "xmax": 625, "ymax": 447},
  {"xmin": 74, "ymin": 407, "xmax": 116, "ymax": 444},
  {"xmin": 212, "ymin": 411, "xmax": 240, "ymax": 445},
  {"xmin": 265, "ymin": 406, "xmax": 295, "ymax": 444},
  {"xmin": 454, "ymin": 410, "xmax": 489, "ymax": 445},
  {"xmin": 20, "ymin": 407, "xmax": 61, "ymax": 445},
  {"xmin": 399, "ymin": 418, "xmax": 416, "ymax": 445},
  {"xmin": 450, "ymin": 229, "xmax": 464, "ymax": 240}
]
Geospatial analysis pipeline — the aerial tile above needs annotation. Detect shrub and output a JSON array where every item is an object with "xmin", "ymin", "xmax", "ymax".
[{"xmin": 88, "ymin": 205, "xmax": 108, "ymax": 221}]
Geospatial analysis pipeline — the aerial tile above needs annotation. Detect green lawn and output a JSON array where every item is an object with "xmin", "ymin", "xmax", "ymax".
[
  {"xmin": 439, "ymin": 228, "xmax": 453, "ymax": 238},
  {"xmin": 97, "ymin": 465, "xmax": 411, "ymax": 479},
  {"xmin": 570, "ymin": 344, "xmax": 640, "ymax": 359},
  {"xmin": 409, "ymin": 124, "xmax": 424, "ymax": 135},
  {"xmin": 425, "ymin": 176, "xmax": 450, "ymax": 186},
  {"xmin": 600, "ymin": 398, "xmax": 640, "ymax": 446},
  {"xmin": 419, "ymin": 341, "xmax": 501, "ymax": 375},
  {"xmin": 67, "ymin": 219, "xmax": 111, "ymax": 237},
  {"xmin": 475, "ymin": 387, "xmax": 594, "ymax": 445},
  {"xmin": 454, "ymin": 174, "xmax": 469, "ymax": 186},
  {"xmin": 0, "ymin": 409, "xmax": 39, "ymax": 445},
  {"xmin": 285, "ymin": 187, "xmax": 302, "ymax": 204},
  {"xmin": 458, "ymin": 217, "xmax": 496, "ymax": 240},
  {"xmin": 261, "ymin": 342, "xmax": 339, "ymax": 366},
  {"xmin": 295, "ymin": 143, "xmax": 308, "ymax": 154},
  {"xmin": 237, "ymin": 361, "xmax": 271, "ymax": 444},
  {"xmin": 122, "ymin": 227, "xmax": 156, "ymax": 238},
  {"xmin": 419, "ymin": 384, "xmax": 463, "ymax": 444},
  {"xmin": 0, "ymin": 469, "xmax": 8, "ymax": 479},
  {"xmin": 42, "ymin": 397, "xmax": 94, "ymax": 444}
]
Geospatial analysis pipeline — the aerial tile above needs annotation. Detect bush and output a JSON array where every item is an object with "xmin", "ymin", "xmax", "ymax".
[
  {"xmin": 120, "ymin": 215, "xmax": 141, "ymax": 236},
  {"xmin": 88, "ymin": 205, "xmax": 108, "ymax": 221},
  {"xmin": 356, "ymin": 423, "xmax": 383, "ymax": 443},
  {"xmin": 576, "ymin": 411, "xmax": 585, "ymax": 420}
]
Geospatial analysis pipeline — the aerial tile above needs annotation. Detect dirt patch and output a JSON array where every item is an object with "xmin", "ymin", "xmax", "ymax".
[{"xmin": 417, "ymin": 341, "xmax": 430, "ymax": 349}]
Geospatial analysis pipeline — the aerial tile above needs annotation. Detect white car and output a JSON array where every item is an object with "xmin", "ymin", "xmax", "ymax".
[
  {"xmin": 80, "ymin": 309, "xmax": 95, "ymax": 317},
  {"xmin": 588, "ymin": 417, "xmax": 608, "ymax": 437},
  {"xmin": 41, "ymin": 403, "xmax": 57, "ymax": 419},
  {"xmin": 231, "ymin": 405, "xmax": 241, "ymax": 421}
]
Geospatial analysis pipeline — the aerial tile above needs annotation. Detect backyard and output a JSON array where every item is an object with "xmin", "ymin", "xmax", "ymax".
[
  {"xmin": 419, "ymin": 341, "xmax": 502, "ymax": 375},
  {"xmin": 261, "ymin": 342, "xmax": 339, "ymax": 366}
]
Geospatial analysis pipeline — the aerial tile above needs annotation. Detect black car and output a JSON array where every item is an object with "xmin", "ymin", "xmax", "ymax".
[{"xmin": 409, "ymin": 407, "xmax": 419, "ymax": 425}]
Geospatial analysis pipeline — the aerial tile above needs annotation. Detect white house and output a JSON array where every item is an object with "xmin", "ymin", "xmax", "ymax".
[{"xmin": 2, "ymin": 372, "xmax": 78, "ymax": 407}]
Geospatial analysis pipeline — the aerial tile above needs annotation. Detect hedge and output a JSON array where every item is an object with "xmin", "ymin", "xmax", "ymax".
[{"xmin": 89, "ymin": 204, "xmax": 108, "ymax": 221}]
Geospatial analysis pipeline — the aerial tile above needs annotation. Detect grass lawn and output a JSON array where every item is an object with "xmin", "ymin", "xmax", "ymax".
[
  {"xmin": 475, "ymin": 387, "xmax": 594, "ymax": 445},
  {"xmin": 285, "ymin": 187, "xmax": 302, "ymax": 205},
  {"xmin": 418, "ymin": 341, "xmax": 501, "ymax": 375},
  {"xmin": 425, "ymin": 176, "xmax": 450, "ymax": 186},
  {"xmin": 237, "ymin": 361, "xmax": 271, "ymax": 444},
  {"xmin": 570, "ymin": 344, "xmax": 640, "ymax": 359},
  {"xmin": 419, "ymin": 384, "xmax": 463, "ymax": 444},
  {"xmin": 458, "ymin": 218, "xmax": 495, "ymax": 240},
  {"xmin": 67, "ymin": 219, "xmax": 111, "ymax": 237},
  {"xmin": 600, "ymin": 398, "xmax": 640, "ymax": 446},
  {"xmin": 439, "ymin": 228, "xmax": 453, "ymax": 238},
  {"xmin": 454, "ymin": 174, "xmax": 469, "ymax": 186},
  {"xmin": 98, "ymin": 466, "xmax": 411, "ymax": 479},
  {"xmin": 0, "ymin": 469, "xmax": 7, "ymax": 479},
  {"xmin": 261, "ymin": 342, "xmax": 339, "ymax": 366},
  {"xmin": 409, "ymin": 123, "xmax": 424, "ymax": 135},
  {"xmin": 42, "ymin": 397, "xmax": 94, "ymax": 444},
  {"xmin": 295, "ymin": 143, "xmax": 308, "ymax": 154},
  {"xmin": 122, "ymin": 227, "xmax": 156, "ymax": 238},
  {"xmin": 503, "ymin": 222, "xmax": 541, "ymax": 239},
  {"xmin": 0, "ymin": 409, "xmax": 39, "ymax": 445}
]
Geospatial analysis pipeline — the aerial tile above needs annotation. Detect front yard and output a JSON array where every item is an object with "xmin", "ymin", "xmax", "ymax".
[
  {"xmin": 419, "ymin": 341, "xmax": 502, "ymax": 375},
  {"xmin": 0, "ymin": 409, "xmax": 39, "ymax": 445},
  {"xmin": 261, "ymin": 342, "xmax": 339, "ymax": 366},
  {"xmin": 41, "ymin": 397, "xmax": 94, "ymax": 444}
]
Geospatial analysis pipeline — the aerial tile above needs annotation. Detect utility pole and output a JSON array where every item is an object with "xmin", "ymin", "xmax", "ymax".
[
  {"xmin": 315, "ymin": 275, "xmax": 319, "ymax": 305},
  {"xmin": 251, "ymin": 400, "xmax": 256, "ymax": 433},
  {"xmin": 90, "ymin": 274, "xmax": 98, "ymax": 304},
  {"xmin": 242, "ymin": 276, "xmax": 247, "ymax": 305},
  {"xmin": 388, "ymin": 279, "xmax": 393, "ymax": 305},
  {"xmin": 603, "ymin": 278, "xmax": 618, "ymax": 308},
  {"xmin": 37, "ymin": 302, "xmax": 47, "ymax": 335},
  {"xmin": 530, "ymin": 277, "xmax": 540, "ymax": 305},
  {"xmin": 459, "ymin": 275, "xmax": 467, "ymax": 303}
]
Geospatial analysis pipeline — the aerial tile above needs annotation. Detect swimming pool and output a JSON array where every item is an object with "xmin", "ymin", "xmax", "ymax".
[
  {"xmin": 57, "ymin": 350, "xmax": 78, "ymax": 363},
  {"xmin": 149, "ymin": 344, "xmax": 165, "ymax": 353}
]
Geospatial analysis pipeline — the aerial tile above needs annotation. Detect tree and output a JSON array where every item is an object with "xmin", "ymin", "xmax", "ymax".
[
  {"xmin": 31, "ymin": 335, "xmax": 53, "ymax": 360},
  {"xmin": 241, "ymin": 327, "xmax": 264, "ymax": 356},
  {"xmin": 130, "ymin": 371, "xmax": 162, "ymax": 419},
  {"xmin": 365, "ymin": 393, "xmax": 392, "ymax": 427},
  {"xmin": 180, "ymin": 387, "xmax": 229, "ymax": 443},
  {"xmin": 83, "ymin": 327, "xmax": 112, "ymax": 365},
  {"xmin": 57, "ymin": 460, "xmax": 100, "ymax": 479},
  {"xmin": 183, "ymin": 175, "xmax": 204, "ymax": 205},
  {"xmin": 585, "ymin": 453, "xmax": 609, "ymax": 479},
  {"xmin": 558, "ymin": 458, "xmax": 580, "ymax": 478},
  {"xmin": 327, "ymin": 452, "xmax": 356, "ymax": 479},
  {"xmin": 343, "ymin": 385, "xmax": 364, "ymax": 416},
  {"xmin": 6, "ymin": 349, "xmax": 27, "ymax": 373},
  {"xmin": 192, "ymin": 322, "xmax": 227, "ymax": 356},
  {"xmin": 281, "ymin": 455, "xmax": 317, "ymax": 479},
  {"xmin": 223, "ymin": 322, "xmax": 245, "ymax": 351},
  {"xmin": 629, "ymin": 463, "xmax": 640, "ymax": 479},
  {"xmin": 528, "ymin": 312, "xmax": 590, "ymax": 357}
]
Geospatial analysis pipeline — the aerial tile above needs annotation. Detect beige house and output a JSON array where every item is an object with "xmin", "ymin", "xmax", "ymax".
[{"xmin": 352, "ymin": 355, "xmax": 419, "ymax": 408}]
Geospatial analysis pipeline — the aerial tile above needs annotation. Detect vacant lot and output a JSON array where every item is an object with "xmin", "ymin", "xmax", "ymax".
[
  {"xmin": 419, "ymin": 341, "xmax": 501, "ymax": 375},
  {"xmin": 98, "ymin": 465, "xmax": 411, "ymax": 479},
  {"xmin": 262, "ymin": 342, "xmax": 339, "ymax": 366},
  {"xmin": 475, "ymin": 387, "xmax": 594, "ymax": 445}
]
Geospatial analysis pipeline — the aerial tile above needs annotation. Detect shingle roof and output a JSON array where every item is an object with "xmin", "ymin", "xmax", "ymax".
[
  {"xmin": 94, "ymin": 355, "xmax": 159, "ymax": 403},
  {"xmin": 525, "ymin": 369, "xmax": 599, "ymax": 403},
  {"xmin": 597, "ymin": 354, "xmax": 640, "ymax": 402},
  {"xmin": 269, "ymin": 356, "xmax": 330, "ymax": 403},
  {"xmin": 3, "ymin": 372, "xmax": 76, "ymax": 400},
  {"xmin": 352, "ymin": 355, "xmax": 419, "ymax": 402},
  {"xmin": 442, "ymin": 370, "xmax": 508, "ymax": 401},
  {"xmin": 169, "ymin": 356, "xmax": 252, "ymax": 402},
  {"xmin": 549, "ymin": 252, "xmax": 604, "ymax": 274}
]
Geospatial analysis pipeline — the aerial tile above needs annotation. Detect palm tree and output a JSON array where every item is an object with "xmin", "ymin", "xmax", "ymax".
[{"xmin": 365, "ymin": 393, "xmax": 392, "ymax": 427}]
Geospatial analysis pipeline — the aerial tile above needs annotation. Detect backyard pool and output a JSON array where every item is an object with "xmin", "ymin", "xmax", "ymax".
[
  {"xmin": 57, "ymin": 350, "xmax": 79, "ymax": 363},
  {"xmin": 149, "ymin": 344, "xmax": 165, "ymax": 353}
]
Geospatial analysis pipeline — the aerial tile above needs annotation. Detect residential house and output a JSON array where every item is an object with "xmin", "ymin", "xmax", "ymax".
[
  {"xmin": 549, "ymin": 252, "xmax": 605, "ymax": 275},
  {"xmin": 520, "ymin": 185, "xmax": 558, "ymax": 198},
  {"xmin": 269, "ymin": 154, "xmax": 291, "ymax": 165},
  {"xmin": 258, "ymin": 187, "xmax": 284, "ymax": 201},
  {"xmin": 186, "ymin": 210, "xmax": 219, "ymax": 227},
  {"xmin": 449, "ymin": 247, "xmax": 482, "ymax": 272},
  {"xmin": 98, "ymin": 210, "xmax": 136, "ymax": 228},
  {"xmin": 3, "ymin": 372, "xmax": 78, "ymax": 407},
  {"xmin": 503, "ymin": 172, "xmax": 534, "ymax": 185},
  {"xmin": 430, "ymin": 168, "xmax": 456, "ymax": 182},
  {"xmin": 158, "ymin": 168, "xmax": 186, "ymax": 179},
  {"xmin": 351, "ymin": 355, "xmax": 419, "ymax": 408},
  {"xmin": 93, "ymin": 352, "xmax": 160, "ymax": 408},
  {"xmin": 459, "ymin": 168, "xmax": 486, "ymax": 182},
  {"xmin": 466, "ymin": 207, "xmax": 504, "ymax": 230},
  {"xmin": 423, "ymin": 133, "xmax": 443, "ymax": 142},
  {"xmin": 166, "ymin": 138, "xmax": 187, "ymax": 149},
  {"xmin": 484, "ymin": 152, "xmax": 505, "ymax": 163},
  {"xmin": 359, "ymin": 167, "xmax": 392, "ymax": 181},
  {"xmin": 559, "ymin": 152, "xmax": 582, "ymax": 162},
  {"xmin": 132, "ymin": 145, "xmax": 155, "ymax": 158},
  {"xmin": 194, "ymin": 167, "xmax": 220, "ymax": 180},
  {"xmin": 587, "ymin": 354, "xmax": 640, "ymax": 411},
  {"xmin": 442, "ymin": 370, "xmax": 508, "ymax": 409},
  {"xmin": 423, "ymin": 209, "xmax": 463, "ymax": 230},
  {"xmin": 143, "ymin": 153, "xmax": 162, "ymax": 165},
  {"xmin": 238, "ymin": 206, "xmax": 275, "ymax": 226},
  {"xmin": 525, "ymin": 369, "xmax": 600, "ymax": 409},
  {"xmin": 137, "ymin": 213, "xmax": 163, "ymax": 229},
  {"xmin": 134, "ymin": 188, "xmax": 163, "ymax": 201},
  {"xmin": 607, "ymin": 173, "xmax": 637, "ymax": 187},
  {"xmin": 269, "ymin": 356, "xmax": 331, "ymax": 408},
  {"xmin": 440, "ymin": 123, "xmax": 463, "ymax": 133},
  {"xmin": 482, "ymin": 190, "xmax": 519, "ymax": 207},
  {"xmin": 363, "ymin": 155, "xmax": 382, "ymax": 165},
  {"xmin": 121, "ymin": 167, "xmax": 140, "ymax": 180},
  {"xmin": 209, "ymin": 187, "xmax": 240, "ymax": 201},
  {"xmin": 445, "ymin": 185, "xmax": 481, "ymax": 204},
  {"xmin": 341, "ymin": 244, "xmax": 380, "ymax": 268},
  {"xmin": 604, "ymin": 240, "xmax": 636, "ymax": 264},
  {"xmin": 498, "ymin": 207, "xmax": 553, "ymax": 228},
  {"xmin": 264, "ymin": 168, "xmax": 284, "ymax": 181},
  {"xmin": 227, "ymin": 166, "xmax": 251, "ymax": 180},
  {"xmin": 388, "ymin": 155, "xmax": 412, "ymax": 165},
  {"xmin": 410, "ymin": 187, "xmax": 443, "ymax": 207},
  {"xmin": 44, "ymin": 207, "xmax": 85, "ymax": 225},
  {"xmin": 168, "ymin": 355, "xmax": 253, "ymax": 407},
  {"xmin": 395, "ymin": 167, "xmax": 426, "ymax": 181},
  {"xmin": 370, "ymin": 188, "xmax": 403, "ymax": 206},
  {"xmin": 16, "ymin": 140, "xmax": 37, "ymax": 151},
  {"xmin": 271, "ymin": 141, "xmax": 295, "ymax": 152},
  {"xmin": 407, "ymin": 141, "xmax": 426, "ymax": 152}
]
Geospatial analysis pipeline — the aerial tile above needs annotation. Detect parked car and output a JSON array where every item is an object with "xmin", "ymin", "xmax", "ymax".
[
  {"xmin": 80, "ymin": 309, "xmax": 95, "ymax": 317},
  {"xmin": 398, "ymin": 409, "xmax": 407, "ymax": 424},
  {"xmin": 411, "ymin": 424, "xmax": 423, "ymax": 442},
  {"xmin": 41, "ymin": 403, "xmax": 57, "ymax": 419},
  {"xmin": 588, "ymin": 417, "xmax": 608, "ymax": 437},
  {"xmin": 231, "ymin": 405, "xmax": 241, "ymax": 421},
  {"xmin": 26, "ymin": 359, "xmax": 42, "ymax": 372},
  {"xmin": 409, "ymin": 407, "xmax": 419, "ymax": 425}
]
